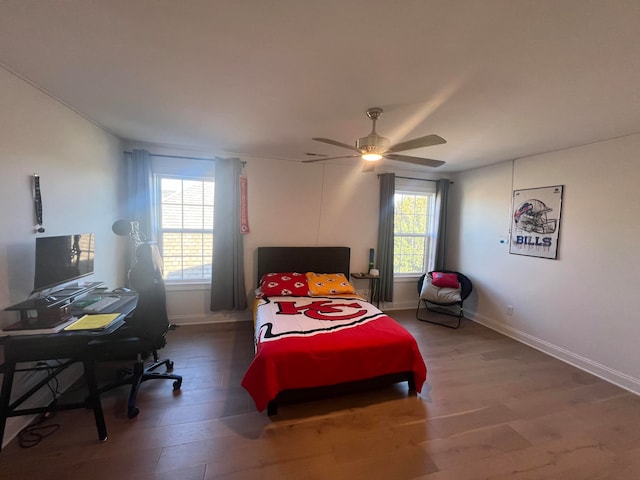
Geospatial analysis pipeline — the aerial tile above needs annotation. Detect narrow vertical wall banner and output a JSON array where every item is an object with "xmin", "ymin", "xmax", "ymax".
[
  {"xmin": 240, "ymin": 173, "xmax": 250, "ymax": 234},
  {"xmin": 33, "ymin": 174, "xmax": 45, "ymax": 233},
  {"xmin": 510, "ymin": 185, "xmax": 563, "ymax": 259}
]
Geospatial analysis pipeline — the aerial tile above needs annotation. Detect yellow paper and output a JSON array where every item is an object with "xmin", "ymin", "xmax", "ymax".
[{"xmin": 64, "ymin": 313, "xmax": 120, "ymax": 331}]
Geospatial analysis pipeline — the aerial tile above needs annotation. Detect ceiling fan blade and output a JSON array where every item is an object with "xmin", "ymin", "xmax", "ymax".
[
  {"xmin": 302, "ymin": 154, "xmax": 360, "ymax": 163},
  {"xmin": 361, "ymin": 160, "xmax": 376, "ymax": 173},
  {"xmin": 386, "ymin": 134, "xmax": 446, "ymax": 153},
  {"xmin": 312, "ymin": 138, "xmax": 359, "ymax": 152},
  {"xmin": 384, "ymin": 154, "xmax": 446, "ymax": 168}
]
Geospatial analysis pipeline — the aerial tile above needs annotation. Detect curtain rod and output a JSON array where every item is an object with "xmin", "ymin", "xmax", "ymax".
[
  {"xmin": 378, "ymin": 174, "xmax": 453, "ymax": 184},
  {"xmin": 124, "ymin": 151, "xmax": 246, "ymax": 165}
]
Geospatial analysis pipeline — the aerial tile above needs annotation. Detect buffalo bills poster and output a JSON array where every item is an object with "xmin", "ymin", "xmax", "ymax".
[{"xmin": 510, "ymin": 185, "xmax": 563, "ymax": 259}]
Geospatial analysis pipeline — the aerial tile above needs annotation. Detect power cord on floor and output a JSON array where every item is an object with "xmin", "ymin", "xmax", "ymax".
[
  {"xmin": 17, "ymin": 361, "xmax": 63, "ymax": 448},
  {"xmin": 18, "ymin": 409, "xmax": 60, "ymax": 448}
]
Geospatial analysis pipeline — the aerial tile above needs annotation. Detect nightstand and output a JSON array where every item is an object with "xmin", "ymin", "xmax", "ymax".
[{"xmin": 351, "ymin": 273, "xmax": 381, "ymax": 308}]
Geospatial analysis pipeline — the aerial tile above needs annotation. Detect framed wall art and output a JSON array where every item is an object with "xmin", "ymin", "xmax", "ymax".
[{"xmin": 510, "ymin": 185, "xmax": 564, "ymax": 259}]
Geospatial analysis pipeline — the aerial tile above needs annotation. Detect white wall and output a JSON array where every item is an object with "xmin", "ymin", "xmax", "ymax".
[
  {"xmin": 243, "ymin": 160, "xmax": 380, "ymax": 278},
  {"xmin": 0, "ymin": 66, "xmax": 125, "ymax": 447},
  {"xmin": 450, "ymin": 134, "xmax": 640, "ymax": 395},
  {"xmin": 0, "ymin": 68, "xmax": 126, "ymax": 311}
]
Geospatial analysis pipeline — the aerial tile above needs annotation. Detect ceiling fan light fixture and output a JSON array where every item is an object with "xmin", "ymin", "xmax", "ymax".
[{"xmin": 307, "ymin": 107, "xmax": 446, "ymax": 169}]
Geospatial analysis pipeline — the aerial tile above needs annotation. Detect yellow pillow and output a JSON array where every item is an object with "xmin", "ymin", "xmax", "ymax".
[{"xmin": 305, "ymin": 272, "xmax": 355, "ymax": 296}]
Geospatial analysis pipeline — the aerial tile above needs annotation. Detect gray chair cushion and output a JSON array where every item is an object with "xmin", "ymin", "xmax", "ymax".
[{"xmin": 419, "ymin": 272, "xmax": 462, "ymax": 304}]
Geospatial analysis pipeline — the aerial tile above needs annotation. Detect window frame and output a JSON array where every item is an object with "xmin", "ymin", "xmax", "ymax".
[
  {"xmin": 393, "ymin": 179, "xmax": 437, "ymax": 279},
  {"xmin": 155, "ymin": 173, "xmax": 214, "ymax": 284}
]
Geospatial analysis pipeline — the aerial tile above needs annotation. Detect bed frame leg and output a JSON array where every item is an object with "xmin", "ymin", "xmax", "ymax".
[{"xmin": 407, "ymin": 374, "xmax": 416, "ymax": 393}]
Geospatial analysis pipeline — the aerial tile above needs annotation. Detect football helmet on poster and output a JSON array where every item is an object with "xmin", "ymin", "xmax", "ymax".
[{"xmin": 513, "ymin": 199, "xmax": 557, "ymax": 234}]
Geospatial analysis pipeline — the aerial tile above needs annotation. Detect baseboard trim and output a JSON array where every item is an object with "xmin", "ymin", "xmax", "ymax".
[
  {"xmin": 377, "ymin": 300, "xmax": 417, "ymax": 311},
  {"xmin": 471, "ymin": 313, "xmax": 640, "ymax": 397},
  {"xmin": 169, "ymin": 311, "xmax": 251, "ymax": 325}
]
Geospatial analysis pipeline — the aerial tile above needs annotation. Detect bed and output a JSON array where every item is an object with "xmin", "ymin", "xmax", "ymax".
[{"xmin": 241, "ymin": 246, "xmax": 427, "ymax": 415}]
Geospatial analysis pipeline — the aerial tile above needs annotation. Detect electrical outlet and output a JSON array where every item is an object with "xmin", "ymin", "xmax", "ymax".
[{"xmin": 506, "ymin": 305, "xmax": 514, "ymax": 316}]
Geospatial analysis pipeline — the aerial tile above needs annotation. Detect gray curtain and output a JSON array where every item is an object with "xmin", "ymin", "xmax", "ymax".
[
  {"xmin": 432, "ymin": 178, "xmax": 450, "ymax": 270},
  {"xmin": 127, "ymin": 149, "xmax": 157, "ymax": 241},
  {"xmin": 376, "ymin": 173, "xmax": 395, "ymax": 303},
  {"xmin": 210, "ymin": 157, "xmax": 247, "ymax": 311},
  {"xmin": 123, "ymin": 149, "xmax": 156, "ymax": 282}
]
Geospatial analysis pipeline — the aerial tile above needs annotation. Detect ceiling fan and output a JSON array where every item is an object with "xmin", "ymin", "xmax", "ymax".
[{"xmin": 303, "ymin": 107, "xmax": 446, "ymax": 171}]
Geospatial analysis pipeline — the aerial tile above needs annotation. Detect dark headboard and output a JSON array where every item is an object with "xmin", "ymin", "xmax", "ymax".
[{"xmin": 257, "ymin": 247, "xmax": 351, "ymax": 284}]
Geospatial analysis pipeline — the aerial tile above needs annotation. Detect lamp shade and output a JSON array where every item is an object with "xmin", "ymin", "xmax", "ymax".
[
  {"xmin": 112, "ymin": 219, "xmax": 133, "ymax": 237},
  {"xmin": 112, "ymin": 219, "xmax": 146, "ymax": 245}
]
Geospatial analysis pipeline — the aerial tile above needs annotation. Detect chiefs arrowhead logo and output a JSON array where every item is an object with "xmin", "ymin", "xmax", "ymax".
[{"xmin": 257, "ymin": 296, "xmax": 384, "ymax": 341}]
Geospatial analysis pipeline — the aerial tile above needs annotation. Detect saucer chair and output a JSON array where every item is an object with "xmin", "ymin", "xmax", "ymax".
[{"xmin": 416, "ymin": 270, "xmax": 473, "ymax": 329}]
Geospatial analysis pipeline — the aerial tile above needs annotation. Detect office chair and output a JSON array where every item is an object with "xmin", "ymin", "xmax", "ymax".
[
  {"xmin": 416, "ymin": 270, "xmax": 473, "ymax": 329},
  {"xmin": 90, "ymin": 242, "xmax": 182, "ymax": 418}
]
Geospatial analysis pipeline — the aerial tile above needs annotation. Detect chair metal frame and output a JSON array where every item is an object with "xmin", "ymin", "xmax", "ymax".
[{"xmin": 94, "ymin": 335, "xmax": 182, "ymax": 418}]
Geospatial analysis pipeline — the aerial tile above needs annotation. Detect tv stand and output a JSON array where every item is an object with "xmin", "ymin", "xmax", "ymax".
[{"xmin": 4, "ymin": 282, "xmax": 105, "ymax": 325}]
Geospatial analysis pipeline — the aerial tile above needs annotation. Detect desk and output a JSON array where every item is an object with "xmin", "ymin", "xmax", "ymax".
[
  {"xmin": 351, "ymin": 273, "xmax": 381, "ymax": 308},
  {"xmin": 0, "ymin": 293, "xmax": 137, "ymax": 451}
]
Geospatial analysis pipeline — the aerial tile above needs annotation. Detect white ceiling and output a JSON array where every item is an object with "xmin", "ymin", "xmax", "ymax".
[{"xmin": 1, "ymin": 0, "xmax": 640, "ymax": 173}]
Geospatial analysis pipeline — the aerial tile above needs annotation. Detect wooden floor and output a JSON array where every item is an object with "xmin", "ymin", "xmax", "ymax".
[{"xmin": 2, "ymin": 309, "xmax": 640, "ymax": 479}]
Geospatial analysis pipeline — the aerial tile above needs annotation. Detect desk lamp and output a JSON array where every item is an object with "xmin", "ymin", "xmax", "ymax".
[{"xmin": 112, "ymin": 220, "xmax": 145, "ymax": 246}]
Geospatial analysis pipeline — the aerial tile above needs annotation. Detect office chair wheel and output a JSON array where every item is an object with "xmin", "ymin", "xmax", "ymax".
[
  {"xmin": 127, "ymin": 407, "xmax": 139, "ymax": 419},
  {"xmin": 166, "ymin": 360, "xmax": 174, "ymax": 372},
  {"xmin": 173, "ymin": 379, "xmax": 182, "ymax": 390}
]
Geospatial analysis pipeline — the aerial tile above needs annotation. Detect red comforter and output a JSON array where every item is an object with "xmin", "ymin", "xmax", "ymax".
[{"xmin": 241, "ymin": 295, "xmax": 427, "ymax": 411}]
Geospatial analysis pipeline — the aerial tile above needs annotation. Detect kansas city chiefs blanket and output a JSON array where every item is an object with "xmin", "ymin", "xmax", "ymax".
[{"xmin": 241, "ymin": 295, "xmax": 427, "ymax": 411}]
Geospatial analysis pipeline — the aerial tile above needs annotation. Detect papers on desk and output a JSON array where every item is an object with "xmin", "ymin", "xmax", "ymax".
[{"xmin": 64, "ymin": 313, "xmax": 121, "ymax": 331}]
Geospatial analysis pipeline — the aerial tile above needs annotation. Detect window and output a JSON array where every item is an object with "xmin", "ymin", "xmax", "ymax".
[
  {"xmin": 157, "ymin": 175, "xmax": 214, "ymax": 282},
  {"xmin": 393, "ymin": 180, "xmax": 436, "ymax": 276}
]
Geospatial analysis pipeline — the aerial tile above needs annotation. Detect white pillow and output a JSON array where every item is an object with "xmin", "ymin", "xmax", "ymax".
[{"xmin": 420, "ymin": 273, "xmax": 462, "ymax": 304}]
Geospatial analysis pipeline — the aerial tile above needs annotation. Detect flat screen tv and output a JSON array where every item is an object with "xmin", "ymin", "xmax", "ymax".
[{"xmin": 33, "ymin": 233, "xmax": 95, "ymax": 293}]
